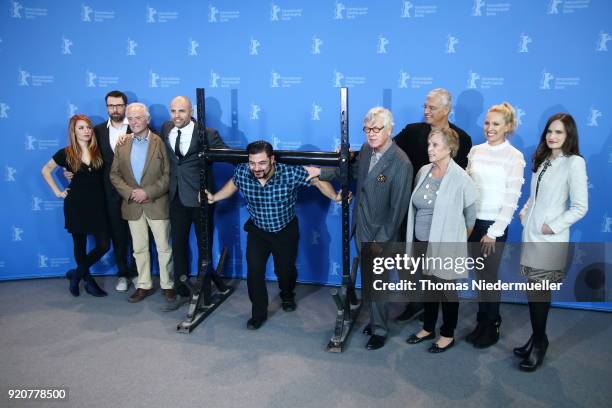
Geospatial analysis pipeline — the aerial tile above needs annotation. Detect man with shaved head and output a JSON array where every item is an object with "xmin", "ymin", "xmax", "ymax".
[{"xmin": 159, "ymin": 95, "xmax": 228, "ymax": 311}]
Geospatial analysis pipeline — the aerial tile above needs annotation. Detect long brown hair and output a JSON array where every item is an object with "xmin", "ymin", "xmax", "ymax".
[
  {"xmin": 65, "ymin": 114, "xmax": 103, "ymax": 171},
  {"xmin": 532, "ymin": 113, "xmax": 581, "ymax": 172}
]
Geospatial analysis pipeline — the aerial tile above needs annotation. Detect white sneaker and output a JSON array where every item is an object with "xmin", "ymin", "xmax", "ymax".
[{"xmin": 115, "ymin": 277, "xmax": 128, "ymax": 292}]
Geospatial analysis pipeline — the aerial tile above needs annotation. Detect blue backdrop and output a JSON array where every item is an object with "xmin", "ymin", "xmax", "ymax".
[{"xmin": 0, "ymin": 1, "xmax": 610, "ymax": 309}]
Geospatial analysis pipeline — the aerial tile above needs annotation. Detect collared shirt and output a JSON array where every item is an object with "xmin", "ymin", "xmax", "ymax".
[
  {"xmin": 368, "ymin": 138, "xmax": 393, "ymax": 172},
  {"xmin": 233, "ymin": 163, "xmax": 310, "ymax": 232},
  {"xmin": 107, "ymin": 117, "xmax": 129, "ymax": 153},
  {"xmin": 130, "ymin": 131, "xmax": 150, "ymax": 184},
  {"xmin": 168, "ymin": 120, "xmax": 195, "ymax": 156}
]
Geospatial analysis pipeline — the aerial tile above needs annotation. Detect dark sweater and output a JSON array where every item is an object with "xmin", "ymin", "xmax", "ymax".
[{"xmin": 393, "ymin": 122, "xmax": 472, "ymax": 183}]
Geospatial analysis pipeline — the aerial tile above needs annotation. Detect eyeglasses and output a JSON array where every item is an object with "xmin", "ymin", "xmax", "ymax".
[
  {"xmin": 107, "ymin": 104, "xmax": 126, "ymax": 110},
  {"xmin": 127, "ymin": 116, "xmax": 146, "ymax": 122},
  {"xmin": 363, "ymin": 126, "xmax": 385, "ymax": 134}
]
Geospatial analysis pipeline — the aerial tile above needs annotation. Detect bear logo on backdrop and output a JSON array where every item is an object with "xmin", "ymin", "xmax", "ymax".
[
  {"xmin": 61, "ymin": 36, "xmax": 73, "ymax": 55},
  {"xmin": 446, "ymin": 35, "xmax": 459, "ymax": 54},
  {"xmin": 127, "ymin": 39, "xmax": 138, "ymax": 56},
  {"xmin": 0, "ymin": 103, "xmax": 9, "ymax": 119}
]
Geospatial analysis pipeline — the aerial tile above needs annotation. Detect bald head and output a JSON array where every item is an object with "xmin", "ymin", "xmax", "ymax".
[{"xmin": 170, "ymin": 96, "xmax": 193, "ymax": 129}]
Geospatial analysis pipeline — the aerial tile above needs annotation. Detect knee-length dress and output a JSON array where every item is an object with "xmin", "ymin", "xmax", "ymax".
[{"xmin": 52, "ymin": 148, "xmax": 108, "ymax": 234}]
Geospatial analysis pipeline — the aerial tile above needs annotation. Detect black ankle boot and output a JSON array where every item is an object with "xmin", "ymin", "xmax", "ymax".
[
  {"xmin": 513, "ymin": 335, "xmax": 533, "ymax": 358},
  {"xmin": 68, "ymin": 269, "xmax": 80, "ymax": 297},
  {"xmin": 466, "ymin": 321, "xmax": 484, "ymax": 344},
  {"xmin": 83, "ymin": 275, "xmax": 108, "ymax": 297},
  {"xmin": 519, "ymin": 335, "xmax": 548, "ymax": 372},
  {"xmin": 473, "ymin": 317, "xmax": 501, "ymax": 349}
]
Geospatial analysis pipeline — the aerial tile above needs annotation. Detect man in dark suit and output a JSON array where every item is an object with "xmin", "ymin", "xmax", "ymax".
[
  {"xmin": 158, "ymin": 96, "xmax": 228, "ymax": 311},
  {"xmin": 393, "ymin": 88, "xmax": 473, "ymax": 322},
  {"xmin": 306, "ymin": 107, "xmax": 413, "ymax": 350},
  {"xmin": 94, "ymin": 90, "xmax": 137, "ymax": 292}
]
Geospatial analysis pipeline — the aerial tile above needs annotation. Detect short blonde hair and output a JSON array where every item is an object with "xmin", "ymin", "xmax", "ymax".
[
  {"xmin": 488, "ymin": 102, "xmax": 517, "ymax": 134},
  {"xmin": 429, "ymin": 127, "xmax": 459, "ymax": 158}
]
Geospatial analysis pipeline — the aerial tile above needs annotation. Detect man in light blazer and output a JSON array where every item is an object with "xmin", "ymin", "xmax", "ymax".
[
  {"xmin": 94, "ymin": 90, "xmax": 138, "ymax": 292},
  {"xmin": 305, "ymin": 107, "xmax": 413, "ymax": 350},
  {"xmin": 158, "ymin": 96, "xmax": 228, "ymax": 311},
  {"xmin": 110, "ymin": 103, "xmax": 174, "ymax": 304}
]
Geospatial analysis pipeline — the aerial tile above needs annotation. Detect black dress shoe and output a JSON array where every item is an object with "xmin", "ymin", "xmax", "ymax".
[
  {"xmin": 362, "ymin": 324, "xmax": 372, "ymax": 336},
  {"xmin": 473, "ymin": 320, "xmax": 501, "ymax": 349},
  {"xmin": 513, "ymin": 335, "xmax": 534, "ymax": 359},
  {"xmin": 395, "ymin": 303, "xmax": 424, "ymax": 322},
  {"xmin": 519, "ymin": 336, "xmax": 548, "ymax": 372},
  {"xmin": 247, "ymin": 317, "xmax": 266, "ymax": 330},
  {"xmin": 366, "ymin": 334, "xmax": 386, "ymax": 350},
  {"xmin": 428, "ymin": 339, "xmax": 455, "ymax": 353},
  {"xmin": 406, "ymin": 331, "xmax": 435, "ymax": 344},
  {"xmin": 282, "ymin": 299, "xmax": 297, "ymax": 312}
]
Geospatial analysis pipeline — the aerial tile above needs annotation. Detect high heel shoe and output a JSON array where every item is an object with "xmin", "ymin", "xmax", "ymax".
[
  {"xmin": 513, "ymin": 335, "xmax": 534, "ymax": 359},
  {"xmin": 67, "ymin": 268, "xmax": 80, "ymax": 297},
  {"xmin": 519, "ymin": 336, "xmax": 548, "ymax": 372},
  {"xmin": 83, "ymin": 275, "xmax": 108, "ymax": 297}
]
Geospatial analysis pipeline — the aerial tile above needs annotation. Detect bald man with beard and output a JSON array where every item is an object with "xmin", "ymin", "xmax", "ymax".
[{"xmin": 159, "ymin": 96, "xmax": 229, "ymax": 311}]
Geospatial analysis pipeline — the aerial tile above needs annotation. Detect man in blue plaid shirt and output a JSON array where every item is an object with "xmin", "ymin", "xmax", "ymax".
[{"xmin": 206, "ymin": 141, "xmax": 341, "ymax": 330}]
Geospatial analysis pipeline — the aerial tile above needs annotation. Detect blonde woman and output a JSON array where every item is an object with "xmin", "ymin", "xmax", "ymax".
[{"xmin": 465, "ymin": 102, "xmax": 525, "ymax": 348}]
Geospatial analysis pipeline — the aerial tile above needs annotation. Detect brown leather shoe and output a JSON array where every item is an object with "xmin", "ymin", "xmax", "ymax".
[
  {"xmin": 128, "ymin": 288, "xmax": 154, "ymax": 303},
  {"xmin": 163, "ymin": 289, "xmax": 177, "ymax": 302}
]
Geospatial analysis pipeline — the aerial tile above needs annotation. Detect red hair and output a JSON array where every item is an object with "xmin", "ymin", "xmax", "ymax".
[{"xmin": 65, "ymin": 114, "xmax": 103, "ymax": 171}]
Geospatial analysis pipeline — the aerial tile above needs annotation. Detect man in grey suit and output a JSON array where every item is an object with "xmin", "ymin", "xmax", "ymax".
[
  {"xmin": 305, "ymin": 107, "xmax": 413, "ymax": 350},
  {"xmin": 158, "ymin": 96, "xmax": 228, "ymax": 311}
]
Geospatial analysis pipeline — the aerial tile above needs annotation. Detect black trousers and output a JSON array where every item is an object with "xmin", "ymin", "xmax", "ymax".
[
  {"xmin": 71, "ymin": 232, "xmax": 110, "ymax": 276},
  {"xmin": 422, "ymin": 276, "xmax": 459, "ymax": 338},
  {"xmin": 468, "ymin": 219, "xmax": 508, "ymax": 322},
  {"xmin": 106, "ymin": 198, "xmax": 136, "ymax": 278},
  {"xmin": 170, "ymin": 197, "xmax": 214, "ymax": 298},
  {"xmin": 245, "ymin": 218, "xmax": 299, "ymax": 320}
]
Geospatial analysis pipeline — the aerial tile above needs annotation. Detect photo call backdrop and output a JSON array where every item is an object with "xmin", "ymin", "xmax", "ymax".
[{"xmin": 1, "ymin": 0, "xmax": 610, "ymax": 311}]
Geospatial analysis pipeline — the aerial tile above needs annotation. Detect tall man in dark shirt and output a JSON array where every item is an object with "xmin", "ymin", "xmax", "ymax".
[
  {"xmin": 206, "ymin": 141, "xmax": 341, "ymax": 330},
  {"xmin": 393, "ymin": 87, "xmax": 473, "ymax": 321}
]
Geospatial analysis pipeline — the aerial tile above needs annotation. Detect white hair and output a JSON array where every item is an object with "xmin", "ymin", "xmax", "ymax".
[
  {"xmin": 126, "ymin": 102, "xmax": 150, "ymax": 119},
  {"xmin": 364, "ymin": 106, "xmax": 394, "ymax": 130},
  {"xmin": 427, "ymin": 88, "xmax": 452, "ymax": 109}
]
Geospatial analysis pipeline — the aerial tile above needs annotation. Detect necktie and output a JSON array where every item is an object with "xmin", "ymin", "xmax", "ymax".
[
  {"xmin": 174, "ymin": 129, "xmax": 183, "ymax": 159},
  {"xmin": 368, "ymin": 152, "xmax": 379, "ymax": 173}
]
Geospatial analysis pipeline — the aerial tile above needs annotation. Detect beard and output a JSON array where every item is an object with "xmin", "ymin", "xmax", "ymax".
[
  {"xmin": 251, "ymin": 167, "xmax": 271, "ymax": 180},
  {"xmin": 110, "ymin": 113, "xmax": 125, "ymax": 122}
]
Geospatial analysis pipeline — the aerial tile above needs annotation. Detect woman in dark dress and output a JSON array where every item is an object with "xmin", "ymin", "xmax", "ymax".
[{"xmin": 41, "ymin": 114, "xmax": 110, "ymax": 297}]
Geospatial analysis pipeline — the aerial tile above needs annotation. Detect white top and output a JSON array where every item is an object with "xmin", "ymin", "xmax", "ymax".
[
  {"xmin": 168, "ymin": 120, "xmax": 195, "ymax": 156},
  {"xmin": 106, "ymin": 117, "xmax": 129, "ymax": 153},
  {"xmin": 519, "ymin": 154, "xmax": 588, "ymax": 270},
  {"xmin": 467, "ymin": 140, "xmax": 525, "ymax": 238}
]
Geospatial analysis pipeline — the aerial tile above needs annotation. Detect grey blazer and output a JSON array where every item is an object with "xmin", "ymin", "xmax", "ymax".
[
  {"xmin": 321, "ymin": 142, "xmax": 413, "ymax": 248},
  {"xmin": 159, "ymin": 120, "xmax": 228, "ymax": 208}
]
